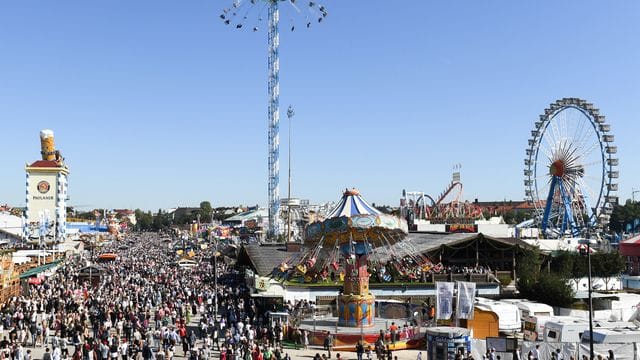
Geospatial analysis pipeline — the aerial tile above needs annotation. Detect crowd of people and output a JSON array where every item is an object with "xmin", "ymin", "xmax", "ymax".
[{"xmin": 0, "ymin": 233, "xmax": 299, "ymax": 360}]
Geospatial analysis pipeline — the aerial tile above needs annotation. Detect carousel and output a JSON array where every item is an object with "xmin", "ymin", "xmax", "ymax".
[
  {"xmin": 281, "ymin": 189, "xmax": 437, "ymax": 326},
  {"xmin": 276, "ymin": 189, "xmax": 432, "ymax": 349},
  {"xmin": 316, "ymin": 188, "xmax": 407, "ymax": 327}
]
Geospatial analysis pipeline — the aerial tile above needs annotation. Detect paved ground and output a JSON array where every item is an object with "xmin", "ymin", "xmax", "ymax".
[
  {"xmin": 252, "ymin": 346, "xmax": 425, "ymax": 360},
  {"xmin": 15, "ymin": 304, "xmax": 425, "ymax": 360},
  {"xmin": 17, "ymin": 334, "xmax": 426, "ymax": 360}
]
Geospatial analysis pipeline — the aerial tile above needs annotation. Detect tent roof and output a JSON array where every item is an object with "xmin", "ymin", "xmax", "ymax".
[
  {"xmin": 325, "ymin": 189, "xmax": 381, "ymax": 218},
  {"xmin": 19, "ymin": 260, "xmax": 61, "ymax": 279},
  {"xmin": 0, "ymin": 213, "xmax": 23, "ymax": 237},
  {"xmin": 224, "ymin": 208, "xmax": 268, "ymax": 222},
  {"xmin": 621, "ymin": 234, "xmax": 640, "ymax": 245},
  {"xmin": 78, "ymin": 265, "xmax": 104, "ymax": 276},
  {"xmin": 375, "ymin": 232, "xmax": 534, "ymax": 261},
  {"xmin": 239, "ymin": 244, "xmax": 302, "ymax": 276},
  {"xmin": 620, "ymin": 234, "xmax": 640, "ymax": 256}
]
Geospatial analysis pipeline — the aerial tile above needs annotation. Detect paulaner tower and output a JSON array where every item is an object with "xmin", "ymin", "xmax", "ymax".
[{"xmin": 24, "ymin": 130, "xmax": 69, "ymax": 243}]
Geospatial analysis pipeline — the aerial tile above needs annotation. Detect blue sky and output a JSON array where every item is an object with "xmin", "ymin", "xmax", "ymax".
[{"xmin": 0, "ymin": 1, "xmax": 639, "ymax": 211}]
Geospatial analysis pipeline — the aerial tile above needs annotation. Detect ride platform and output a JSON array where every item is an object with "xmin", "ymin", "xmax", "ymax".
[{"xmin": 297, "ymin": 316, "xmax": 425, "ymax": 351}]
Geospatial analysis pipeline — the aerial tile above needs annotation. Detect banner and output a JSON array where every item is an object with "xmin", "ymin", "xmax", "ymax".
[
  {"xmin": 446, "ymin": 224, "xmax": 478, "ymax": 233},
  {"xmin": 436, "ymin": 281, "xmax": 454, "ymax": 320},
  {"xmin": 456, "ymin": 281, "xmax": 476, "ymax": 320},
  {"xmin": 256, "ymin": 276, "xmax": 271, "ymax": 291}
]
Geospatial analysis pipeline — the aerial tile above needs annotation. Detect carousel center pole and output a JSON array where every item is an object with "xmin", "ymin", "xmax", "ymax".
[{"xmin": 338, "ymin": 242, "xmax": 375, "ymax": 327}]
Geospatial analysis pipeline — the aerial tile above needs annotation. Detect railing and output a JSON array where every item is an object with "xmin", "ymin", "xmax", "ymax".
[{"xmin": 401, "ymin": 272, "xmax": 504, "ymax": 284}]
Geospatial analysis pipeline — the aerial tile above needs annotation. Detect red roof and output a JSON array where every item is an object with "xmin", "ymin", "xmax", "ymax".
[
  {"xmin": 29, "ymin": 160, "xmax": 62, "ymax": 168},
  {"xmin": 620, "ymin": 234, "xmax": 640, "ymax": 257}
]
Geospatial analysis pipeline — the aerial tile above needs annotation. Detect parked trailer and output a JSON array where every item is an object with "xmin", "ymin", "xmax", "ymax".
[
  {"xmin": 525, "ymin": 315, "xmax": 583, "ymax": 341},
  {"xmin": 501, "ymin": 299, "xmax": 554, "ymax": 319},
  {"xmin": 581, "ymin": 328, "xmax": 640, "ymax": 344},
  {"xmin": 544, "ymin": 318, "xmax": 589, "ymax": 343},
  {"xmin": 475, "ymin": 298, "xmax": 521, "ymax": 334}
]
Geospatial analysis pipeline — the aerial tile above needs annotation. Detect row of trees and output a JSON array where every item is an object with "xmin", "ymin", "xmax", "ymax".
[
  {"xmin": 134, "ymin": 209, "xmax": 172, "ymax": 232},
  {"xmin": 69, "ymin": 200, "xmax": 241, "ymax": 232},
  {"xmin": 517, "ymin": 249, "xmax": 625, "ymax": 307},
  {"xmin": 134, "ymin": 201, "xmax": 248, "ymax": 231}
]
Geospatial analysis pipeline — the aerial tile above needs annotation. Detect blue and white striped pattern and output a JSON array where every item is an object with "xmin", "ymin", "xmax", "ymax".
[
  {"xmin": 56, "ymin": 172, "xmax": 68, "ymax": 241},
  {"xmin": 267, "ymin": 2, "xmax": 281, "ymax": 239},
  {"xmin": 326, "ymin": 192, "xmax": 381, "ymax": 219},
  {"xmin": 21, "ymin": 215, "xmax": 28, "ymax": 240},
  {"xmin": 25, "ymin": 172, "xmax": 30, "ymax": 219}
]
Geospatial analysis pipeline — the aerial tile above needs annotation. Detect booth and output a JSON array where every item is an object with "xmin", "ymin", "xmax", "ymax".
[
  {"xmin": 424, "ymin": 327, "xmax": 471, "ymax": 360},
  {"xmin": 78, "ymin": 265, "xmax": 103, "ymax": 287},
  {"xmin": 97, "ymin": 253, "xmax": 118, "ymax": 262},
  {"xmin": 620, "ymin": 235, "xmax": 640, "ymax": 275}
]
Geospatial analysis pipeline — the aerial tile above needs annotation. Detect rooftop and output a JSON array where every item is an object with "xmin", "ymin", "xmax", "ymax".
[{"xmin": 28, "ymin": 160, "xmax": 63, "ymax": 168}]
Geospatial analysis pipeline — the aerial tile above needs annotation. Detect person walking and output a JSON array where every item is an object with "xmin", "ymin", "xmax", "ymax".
[
  {"xmin": 389, "ymin": 323, "xmax": 398, "ymax": 344},
  {"xmin": 355, "ymin": 341, "xmax": 364, "ymax": 360},
  {"xmin": 323, "ymin": 332, "xmax": 333, "ymax": 359},
  {"xmin": 141, "ymin": 342, "xmax": 152, "ymax": 360},
  {"xmin": 302, "ymin": 330, "xmax": 308, "ymax": 350},
  {"xmin": 118, "ymin": 340, "xmax": 128, "ymax": 360}
]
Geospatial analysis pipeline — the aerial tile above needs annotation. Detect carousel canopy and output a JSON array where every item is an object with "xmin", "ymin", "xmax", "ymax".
[
  {"xmin": 305, "ymin": 189, "xmax": 408, "ymax": 247},
  {"xmin": 325, "ymin": 189, "xmax": 381, "ymax": 218}
]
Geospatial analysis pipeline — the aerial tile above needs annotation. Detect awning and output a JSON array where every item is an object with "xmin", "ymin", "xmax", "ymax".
[
  {"xmin": 28, "ymin": 277, "xmax": 43, "ymax": 285},
  {"xmin": 19, "ymin": 260, "xmax": 62, "ymax": 279}
]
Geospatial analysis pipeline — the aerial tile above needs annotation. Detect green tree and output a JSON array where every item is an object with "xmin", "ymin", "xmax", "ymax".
[
  {"xmin": 152, "ymin": 209, "xmax": 172, "ymax": 231},
  {"xmin": 592, "ymin": 252, "xmax": 625, "ymax": 290},
  {"xmin": 517, "ymin": 248, "xmax": 574, "ymax": 307},
  {"xmin": 135, "ymin": 210, "xmax": 153, "ymax": 231},
  {"xmin": 200, "ymin": 201, "xmax": 213, "ymax": 222},
  {"xmin": 550, "ymin": 251, "xmax": 587, "ymax": 290},
  {"xmin": 550, "ymin": 251, "xmax": 574, "ymax": 277},
  {"xmin": 517, "ymin": 248, "xmax": 542, "ymax": 292},
  {"xmin": 532, "ymin": 273, "xmax": 575, "ymax": 307},
  {"xmin": 610, "ymin": 200, "xmax": 640, "ymax": 232}
]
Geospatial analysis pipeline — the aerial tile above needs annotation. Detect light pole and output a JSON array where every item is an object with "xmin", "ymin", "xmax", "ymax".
[
  {"xmin": 633, "ymin": 188, "xmax": 640, "ymax": 203},
  {"xmin": 579, "ymin": 238, "xmax": 595, "ymax": 360},
  {"xmin": 286, "ymin": 105, "xmax": 295, "ymax": 243},
  {"xmin": 214, "ymin": 238, "xmax": 218, "ymax": 321}
]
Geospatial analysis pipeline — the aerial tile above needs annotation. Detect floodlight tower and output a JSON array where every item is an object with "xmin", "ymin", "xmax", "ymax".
[{"xmin": 221, "ymin": 0, "xmax": 328, "ymax": 240}]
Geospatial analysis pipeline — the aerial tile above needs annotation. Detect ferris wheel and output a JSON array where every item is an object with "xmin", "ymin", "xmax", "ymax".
[{"xmin": 524, "ymin": 98, "xmax": 618, "ymax": 238}]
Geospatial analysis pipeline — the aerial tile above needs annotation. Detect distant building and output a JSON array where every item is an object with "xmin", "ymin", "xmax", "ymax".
[
  {"xmin": 25, "ymin": 130, "xmax": 69, "ymax": 243},
  {"xmin": 114, "ymin": 209, "xmax": 137, "ymax": 226},
  {"xmin": 224, "ymin": 208, "xmax": 268, "ymax": 227},
  {"xmin": 471, "ymin": 199, "xmax": 542, "ymax": 216},
  {"xmin": 0, "ymin": 213, "xmax": 23, "ymax": 244}
]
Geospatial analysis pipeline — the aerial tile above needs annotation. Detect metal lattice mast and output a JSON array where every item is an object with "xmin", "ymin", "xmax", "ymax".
[
  {"xmin": 267, "ymin": 0, "xmax": 280, "ymax": 239},
  {"xmin": 221, "ymin": 0, "xmax": 327, "ymax": 240}
]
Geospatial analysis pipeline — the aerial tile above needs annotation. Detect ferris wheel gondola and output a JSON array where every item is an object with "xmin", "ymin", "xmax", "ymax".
[{"xmin": 524, "ymin": 98, "xmax": 618, "ymax": 238}]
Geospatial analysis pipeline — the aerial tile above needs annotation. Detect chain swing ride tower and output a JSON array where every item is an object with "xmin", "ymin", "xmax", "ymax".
[
  {"xmin": 221, "ymin": 0, "xmax": 328, "ymax": 239},
  {"xmin": 267, "ymin": 2, "xmax": 281, "ymax": 239}
]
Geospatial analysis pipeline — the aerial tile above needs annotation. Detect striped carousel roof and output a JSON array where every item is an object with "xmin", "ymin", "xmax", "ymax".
[
  {"xmin": 325, "ymin": 189, "xmax": 381, "ymax": 218},
  {"xmin": 304, "ymin": 189, "xmax": 408, "ymax": 246}
]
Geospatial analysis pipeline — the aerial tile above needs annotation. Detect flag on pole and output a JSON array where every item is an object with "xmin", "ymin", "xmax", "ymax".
[
  {"xmin": 436, "ymin": 281, "xmax": 454, "ymax": 320},
  {"xmin": 456, "ymin": 281, "xmax": 476, "ymax": 320}
]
